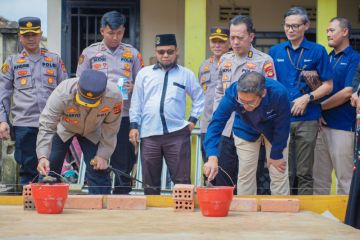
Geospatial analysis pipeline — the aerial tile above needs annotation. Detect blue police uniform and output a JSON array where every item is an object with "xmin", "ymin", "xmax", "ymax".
[{"xmin": 269, "ymin": 38, "xmax": 333, "ymax": 194}]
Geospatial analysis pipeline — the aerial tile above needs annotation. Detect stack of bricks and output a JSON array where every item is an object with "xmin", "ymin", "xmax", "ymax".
[
  {"xmin": 172, "ymin": 184, "xmax": 195, "ymax": 212},
  {"xmin": 23, "ymin": 184, "xmax": 35, "ymax": 210}
]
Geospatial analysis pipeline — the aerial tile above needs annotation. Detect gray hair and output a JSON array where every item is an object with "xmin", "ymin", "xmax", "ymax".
[
  {"xmin": 230, "ymin": 15, "xmax": 255, "ymax": 34},
  {"xmin": 284, "ymin": 7, "xmax": 309, "ymax": 23},
  {"xmin": 237, "ymin": 71, "xmax": 265, "ymax": 96},
  {"xmin": 330, "ymin": 17, "xmax": 352, "ymax": 37}
]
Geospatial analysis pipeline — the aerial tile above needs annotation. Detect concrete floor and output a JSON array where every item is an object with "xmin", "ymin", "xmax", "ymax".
[{"xmin": 1, "ymin": 206, "xmax": 360, "ymax": 240}]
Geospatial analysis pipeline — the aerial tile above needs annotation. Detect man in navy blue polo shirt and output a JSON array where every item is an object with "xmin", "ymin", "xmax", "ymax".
[
  {"xmin": 269, "ymin": 7, "xmax": 333, "ymax": 195},
  {"xmin": 204, "ymin": 71, "xmax": 290, "ymax": 195},
  {"xmin": 313, "ymin": 17, "xmax": 360, "ymax": 195}
]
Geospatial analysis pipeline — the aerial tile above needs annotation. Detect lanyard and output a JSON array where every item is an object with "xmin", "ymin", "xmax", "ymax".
[
  {"xmin": 330, "ymin": 54, "xmax": 344, "ymax": 70},
  {"xmin": 286, "ymin": 47, "xmax": 304, "ymax": 71}
]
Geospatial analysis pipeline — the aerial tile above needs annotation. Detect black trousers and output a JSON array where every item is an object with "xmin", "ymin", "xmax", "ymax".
[
  {"xmin": 110, "ymin": 117, "xmax": 136, "ymax": 194},
  {"xmin": 141, "ymin": 127, "xmax": 191, "ymax": 195},
  {"xmin": 49, "ymin": 133, "xmax": 111, "ymax": 194}
]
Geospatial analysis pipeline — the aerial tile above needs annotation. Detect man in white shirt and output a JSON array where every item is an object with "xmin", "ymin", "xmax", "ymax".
[{"xmin": 129, "ymin": 34, "xmax": 205, "ymax": 194}]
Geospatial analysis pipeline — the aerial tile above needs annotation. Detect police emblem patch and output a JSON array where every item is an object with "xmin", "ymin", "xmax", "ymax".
[
  {"xmin": 18, "ymin": 70, "xmax": 28, "ymax": 76},
  {"xmin": 86, "ymin": 92, "xmax": 94, "ymax": 97},
  {"xmin": 16, "ymin": 58, "xmax": 26, "ymax": 64},
  {"xmin": 1, "ymin": 63, "xmax": 9, "ymax": 74},
  {"xmin": 44, "ymin": 57, "xmax": 53, "ymax": 62},
  {"xmin": 100, "ymin": 106, "xmax": 110, "ymax": 113},
  {"xmin": 26, "ymin": 22, "xmax": 33, "ymax": 28},
  {"xmin": 156, "ymin": 37, "xmax": 160, "ymax": 45}
]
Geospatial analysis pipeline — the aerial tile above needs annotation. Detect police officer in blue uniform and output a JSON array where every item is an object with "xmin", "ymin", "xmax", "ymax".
[{"xmin": 0, "ymin": 17, "xmax": 68, "ymax": 186}]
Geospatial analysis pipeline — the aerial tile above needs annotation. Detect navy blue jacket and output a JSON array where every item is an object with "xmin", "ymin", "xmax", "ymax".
[{"xmin": 205, "ymin": 78, "xmax": 290, "ymax": 160}]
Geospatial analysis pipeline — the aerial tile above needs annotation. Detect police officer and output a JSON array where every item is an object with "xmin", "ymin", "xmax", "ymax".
[
  {"xmin": 37, "ymin": 69, "xmax": 122, "ymax": 194},
  {"xmin": 0, "ymin": 17, "xmax": 68, "ymax": 185},
  {"xmin": 76, "ymin": 11, "xmax": 143, "ymax": 194},
  {"xmin": 212, "ymin": 15, "xmax": 276, "ymax": 188},
  {"xmin": 198, "ymin": 26, "xmax": 230, "ymax": 163}
]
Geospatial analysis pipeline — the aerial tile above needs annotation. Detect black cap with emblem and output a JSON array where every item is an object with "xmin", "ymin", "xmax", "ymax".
[
  {"xmin": 18, "ymin": 17, "xmax": 41, "ymax": 35},
  {"xmin": 155, "ymin": 34, "xmax": 177, "ymax": 47},
  {"xmin": 76, "ymin": 69, "xmax": 107, "ymax": 108},
  {"xmin": 209, "ymin": 27, "xmax": 229, "ymax": 41}
]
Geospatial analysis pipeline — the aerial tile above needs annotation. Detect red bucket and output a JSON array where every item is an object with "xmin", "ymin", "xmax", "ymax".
[
  {"xmin": 197, "ymin": 186, "xmax": 234, "ymax": 217},
  {"xmin": 31, "ymin": 183, "xmax": 69, "ymax": 214}
]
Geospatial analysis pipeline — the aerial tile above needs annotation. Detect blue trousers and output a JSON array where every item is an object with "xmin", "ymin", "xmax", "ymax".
[
  {"xmin": 49, "ymin": 133, "xmax": 111, "ymax": 194},
  {"xmin": 14, "ymin": 127, "xmax": 39, "ymax": 185}
]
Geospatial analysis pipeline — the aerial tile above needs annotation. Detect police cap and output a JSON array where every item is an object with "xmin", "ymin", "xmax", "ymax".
[
  {"xmin": 76, "ymin": 69, "xmax": 107, "ymax": 108},
  {"xmin": 209, "ymin": 26, "xmax": 229, "ymax": 41},
  {"xmin": 18, "ymin": 17, "xmax": 41, "ymax": 35}
]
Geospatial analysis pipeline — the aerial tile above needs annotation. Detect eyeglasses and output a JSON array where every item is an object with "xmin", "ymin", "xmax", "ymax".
[
  {"xmin": 236, "ymin": 95, "xmax": 261, "ymax": 108},
  {"xmin": 156, "ymin": 49, "xmax": 176, "ymax": 55},
  {"xmin": 283, "ymin": 23, "xmax": 305, "ymax": 31}
]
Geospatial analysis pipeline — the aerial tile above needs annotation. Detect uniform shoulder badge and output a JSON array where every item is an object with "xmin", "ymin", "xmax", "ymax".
[
  {"xmin": 263, "ymin": 61, "xmax": 275, "ymax": 78},
  {"xmin": 113, "ymin": 102, "xmax": 122, "ymax": 114},
  {"xmin": 1, "ymin": 63, "xmax": 9, "ymax": 74},
  {"xmin": 137, "ymin": 53, "xmax": 144, "ymax": 68},
  {"xmin": 78, "ymin": 54, "xmax": 85, "ymax": 65}
]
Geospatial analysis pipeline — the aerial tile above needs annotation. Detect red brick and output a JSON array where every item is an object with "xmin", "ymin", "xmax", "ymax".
[
  {"xmin": 64, "ymin": 195, "xmax": 103, "ymax": 209},
  {"xmin": 23, "ymin": 196, "xmax": 35, "ymax": 210},
  {"xmin": 260, "ymin": 199, "xmax": 300, "ymax": 212},
  {"xmin": 230, "ymin": 198, "xmax": 258, "ymax": 212},
  {"xmin": 174, "ymin": 199, "xmax": 194, "ymax": 212},
  {"xmin": 22, "ymin": 185, "xmax": 32, "ymax": 197},
  {"xmin": 23, "ymin": 185, "xmax": 35, "ymax": 210},
  {"xmin": 172, "ymin": 184, "xmax": 194, "ymax": 200},
  {"xmin": 107, "ymin": 195, "xmax": 146, "ymax": 210}
]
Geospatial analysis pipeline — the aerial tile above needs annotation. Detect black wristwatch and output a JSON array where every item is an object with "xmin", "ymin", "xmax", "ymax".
[{"xmin": 308, "ymin": 93, "xmax": 315, "ymax": 102}]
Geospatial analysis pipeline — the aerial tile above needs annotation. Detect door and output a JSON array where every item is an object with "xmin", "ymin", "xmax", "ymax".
[{"xmin": 62, "ymin": 0, "xmax": 140, "ymax": 76}]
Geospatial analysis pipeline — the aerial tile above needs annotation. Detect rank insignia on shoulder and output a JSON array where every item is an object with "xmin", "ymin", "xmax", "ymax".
[
  {"xmin": 247, "ymin": 51, "xmax": 253, "ymax": 58},
  {"xmin": 78, "ymin": 54, "xmax": 85, "ymax": 65}
]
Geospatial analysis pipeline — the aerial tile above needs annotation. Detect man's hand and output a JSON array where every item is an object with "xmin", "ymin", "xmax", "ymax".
[
  {"xmin": 267, "ymin": 159, "xmax": 286, "ymax": 173},
  {"xmin": 37, "ymin": 157, "xmax": 50, "ymax": 175},
  {"xmin": 129, "ymin": 129, "xmax": 140, "ymax": 146},
  {"xmin": 203, "ymin": 156, "xmax": 219, "ymax": 181},
  {"xmin": 188, "ymin": 122, "xmax": 195, "ymax": 132},
  {"xmin": 351, "ymin": 92, "xmax": 358, "ymax": 107},
  {"xmin": 92, "ymin": 156, "xmax": 108, "ymax": 170},
  {"xmin": 291, "ymin": 95, "xmax": 310, "ymax": 116},
  {"xmin": 0, "ymin": 122, "xmax": 10, "ymax": 140},
  {"xmin": 124, "ymin": 81, "xmax": 134, "ymax": 94}
]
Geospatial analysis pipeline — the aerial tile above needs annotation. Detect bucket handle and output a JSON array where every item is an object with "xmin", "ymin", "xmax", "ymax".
[
  {"xmin": 205, "ymin": 166, "xmax": 236, "ymax": 188},
  {"xmin": 30, "ymin": 171, "xmax": 69, "ymax": 184}
]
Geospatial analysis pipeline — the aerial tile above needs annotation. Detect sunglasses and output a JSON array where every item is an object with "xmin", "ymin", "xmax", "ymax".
[{"xmin": 156, "ymin": 49, "xmax": 176, "ymax": 55}]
